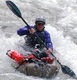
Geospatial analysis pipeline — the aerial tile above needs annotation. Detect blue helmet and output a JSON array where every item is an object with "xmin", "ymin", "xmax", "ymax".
[{"xmin": 35, "ymin": 18, "xmax": 46, "ymax": 24}]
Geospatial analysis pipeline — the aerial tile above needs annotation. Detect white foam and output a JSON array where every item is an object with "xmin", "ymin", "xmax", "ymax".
[{"xmin": 0, "ymin": 0, "xmax": 77, "ymax": 80}]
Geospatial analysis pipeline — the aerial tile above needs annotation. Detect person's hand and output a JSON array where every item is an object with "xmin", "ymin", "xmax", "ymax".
[
  {"xmin": 47, "ymin": 48, "xmax": 53, "ymax": 54},
  {"xmin": 29, "ymin": 28, "xmax": 35, "ymax": 34}
]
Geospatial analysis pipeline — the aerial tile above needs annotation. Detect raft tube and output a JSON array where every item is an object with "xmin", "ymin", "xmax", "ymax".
[{"xmin": 6, "ymin": 50, "xmax": 60, "ymax": 78}]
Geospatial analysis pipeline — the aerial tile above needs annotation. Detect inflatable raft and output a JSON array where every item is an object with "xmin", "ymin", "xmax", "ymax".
[{"xmin": 6, "ymin": 50, "xmax": 60, "ymax": 78}]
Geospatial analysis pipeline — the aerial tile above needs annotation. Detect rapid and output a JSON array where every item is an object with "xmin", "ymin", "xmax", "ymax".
[{"xmin": 0, "ymin": 0, "xmax": 77, "ymax": 80}]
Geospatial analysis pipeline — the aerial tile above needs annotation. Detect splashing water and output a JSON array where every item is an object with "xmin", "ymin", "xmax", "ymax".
[{"xmin": 0, "ymin": 0, "xmax": 77, "ymax": 80}]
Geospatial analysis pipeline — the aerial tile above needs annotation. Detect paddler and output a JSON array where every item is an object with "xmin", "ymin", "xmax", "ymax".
[{"xmin": 17, "ymin": 18, "xmax": 53, "ymax": 53}]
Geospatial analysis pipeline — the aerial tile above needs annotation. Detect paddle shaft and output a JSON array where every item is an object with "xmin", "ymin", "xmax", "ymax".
[{"xmin": 21, "ymin": 17, "xmax": 30, "ymax": 28}]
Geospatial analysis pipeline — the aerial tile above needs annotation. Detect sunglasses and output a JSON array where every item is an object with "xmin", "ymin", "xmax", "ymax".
[{"xmin": 37, "ymin": 23, "xmax": 44, "ymax": 26}]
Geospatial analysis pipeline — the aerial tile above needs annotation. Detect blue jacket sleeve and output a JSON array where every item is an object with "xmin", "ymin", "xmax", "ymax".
[
  {"xmin": 17, "ymin": 26, "xmax": 34, "ymax": 36},
  {"xmin": 44, "ymin": 31, "xmax": 53, "ymax": 51}
]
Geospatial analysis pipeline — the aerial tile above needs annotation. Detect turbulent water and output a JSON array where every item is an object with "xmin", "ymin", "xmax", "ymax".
[{"xmin": 0, "ymin": 0, "xmax": 77, "ymax": 80}]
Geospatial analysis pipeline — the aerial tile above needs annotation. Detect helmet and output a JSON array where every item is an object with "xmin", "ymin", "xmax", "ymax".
[{"xmin": 35, "ymin": 18, "xmax": 46, "ymax": 24}]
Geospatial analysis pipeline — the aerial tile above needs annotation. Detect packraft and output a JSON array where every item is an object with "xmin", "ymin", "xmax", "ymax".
[{"xmin": 6, "ymin": 50, "xmax": 60, "ymax": 78}]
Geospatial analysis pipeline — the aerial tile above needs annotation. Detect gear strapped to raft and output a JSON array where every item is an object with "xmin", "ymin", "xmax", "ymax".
[{"xmin": 6, "ymin": 50, "xmax": 54, "ymax": 65}]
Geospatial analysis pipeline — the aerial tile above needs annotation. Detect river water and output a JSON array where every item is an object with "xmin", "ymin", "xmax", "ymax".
[{"xmin": 0, "ymin": 0, "xmax": 77, "ymax": 80}]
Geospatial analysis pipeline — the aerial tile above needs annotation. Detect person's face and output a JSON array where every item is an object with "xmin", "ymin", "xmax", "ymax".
[{"xmin": 36, "ymin": 23, "xmax": 44, "ymax": 31}]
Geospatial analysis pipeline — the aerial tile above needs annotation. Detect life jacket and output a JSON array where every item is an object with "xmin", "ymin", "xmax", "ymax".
[{"xmin": 25, "ymin": 26, "xmax": 46, "ymax": 48}]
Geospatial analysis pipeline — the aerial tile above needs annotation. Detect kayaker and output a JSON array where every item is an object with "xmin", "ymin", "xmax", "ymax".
[{"xmin": 17, "ymin": 18, "xmax": 53, "ymax": 53}]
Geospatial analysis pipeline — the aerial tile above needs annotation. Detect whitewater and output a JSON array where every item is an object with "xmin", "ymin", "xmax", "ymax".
[{"xmin": 0, "ymin": 0, "xmax": 77, "ymax": 80}]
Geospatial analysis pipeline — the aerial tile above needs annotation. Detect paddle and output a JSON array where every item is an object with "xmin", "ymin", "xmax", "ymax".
[{"xmin": 6, "ymin": 1, "xmax": 77, "ymax": 79}]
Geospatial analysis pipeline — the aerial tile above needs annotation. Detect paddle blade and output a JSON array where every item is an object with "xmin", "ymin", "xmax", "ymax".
[
  {"xmin": 6, "ymin": 1, "xmax": 22, "ymax": 18},
  {"xmin": 61, "ymin": 65, "xmax": 76, "ymax": 78}
]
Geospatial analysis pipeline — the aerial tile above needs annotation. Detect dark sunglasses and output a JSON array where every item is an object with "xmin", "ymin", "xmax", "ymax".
[{"xmin": 37, "ymin": 23, "xmax": 44, "ymax": 26}]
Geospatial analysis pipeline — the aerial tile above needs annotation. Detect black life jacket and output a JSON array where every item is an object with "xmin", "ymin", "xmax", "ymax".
[{"xmin": 25, "ymin": 26, "xmax": 46, "ymax": 48}]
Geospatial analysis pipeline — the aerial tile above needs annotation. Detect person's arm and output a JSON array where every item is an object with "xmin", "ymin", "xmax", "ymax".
[
  {"xmin": 17, "ymin": 26, "xmax": 34, "ymax": 36},
  {"xmin": 45, "ymin": 31, "xmax": 53, "ymax": 53}
]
